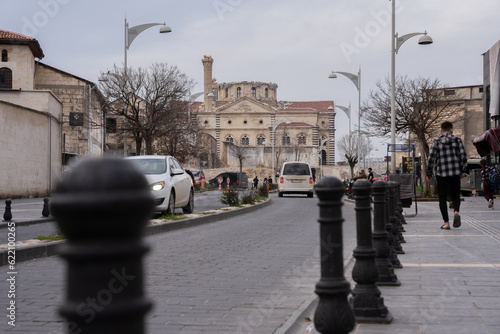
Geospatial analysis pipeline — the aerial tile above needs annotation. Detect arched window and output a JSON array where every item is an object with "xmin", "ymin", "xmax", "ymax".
[
  {"xmin": 225, "ymin": 135, "xmax": 234, "ymax": 144},
  {"xmin": 0, "ymin": 67, "xmax": 12, "ymax": 89},
  {"xmin": 237, "ymin": 87, "xmax": 241, "ymax": 98},
  {"xmin": 282, "ymin": 134, "xmax": 291, "ymax": 146},
  {"xmin": 298, "ymin": 133, "xmax": 307, "ymax": 145},
  {"xmin": 251, "ymin": 87, "xmax": 256, "ymax": 98},
  {"xmin": 241, "ymin": 135, "xmax": 249, "ymax": 146},
  {"xmin": 1, "ymin": 50, "xmax": 7, "ymax": 62},
  {"xmin": 225, "ymin": 88, "xmax": 229, "ymax": 98},
  {"xmin": 257, "ymin": 135, "xmax": 266, "ymax": 146},
  {"xmin": 265, "ymin": 88, "xmax": 268, "ymax": 98}
]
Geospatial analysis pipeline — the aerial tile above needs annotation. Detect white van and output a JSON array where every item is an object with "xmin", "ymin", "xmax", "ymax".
[{"xmin": 278, "ymin": 161, "xmax": 314, "ymax": 197}]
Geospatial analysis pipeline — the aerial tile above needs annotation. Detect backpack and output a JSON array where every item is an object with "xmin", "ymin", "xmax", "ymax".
[{"xmin": 487, "ymin": 167, "xmax": 500, "ymax": 190}]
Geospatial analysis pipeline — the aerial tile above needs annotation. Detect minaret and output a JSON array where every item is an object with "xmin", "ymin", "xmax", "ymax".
[{"xmin": 202, "ymin": 55, "xmax": 214, "ymax": 111}]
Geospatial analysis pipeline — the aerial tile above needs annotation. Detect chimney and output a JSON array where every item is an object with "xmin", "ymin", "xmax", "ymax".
[{"xmin": 202, "ymin": 55, "xmax": 214, "ymax": 111}]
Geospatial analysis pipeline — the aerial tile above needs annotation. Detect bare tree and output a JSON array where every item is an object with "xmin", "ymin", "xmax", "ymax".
[
  {"xmin": 363, "ymin": 75, "xmax": 464, "ymax": 197},
  {"xmin": 227, "ymin": 142, "xmax": 251, "ymax": 188},
  {"xmin": 99, "ymin": 63, "xmax": 194, "ymax": 155},
  {"xmin": 338, "ymin": 133, "xmax": 358, "ymax": 179}
]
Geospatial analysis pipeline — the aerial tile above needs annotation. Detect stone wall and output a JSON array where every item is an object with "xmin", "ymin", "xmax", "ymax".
[{"xmin": 0, "ymin": 97, "xmax": 62, "ymax": 198}]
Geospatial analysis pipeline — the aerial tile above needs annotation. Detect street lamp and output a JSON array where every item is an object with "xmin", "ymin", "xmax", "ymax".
[
  {"xmin": 188, "ymin": 91, "xmax": 214, "ymax": 118},
  {"xmin": 124, "ymin": 17, "xmax": 171, "ymax": 72},
  {"xmin": 271, "ymin": 121, "xmax": 291, "ymax": 176},
  {"xmin": 329, "ymin": 68, "xmax": 361, "ymax": 165},
  {"xmin": 390, "ymin": 0, "xmax": 433, "ymax": 172}
]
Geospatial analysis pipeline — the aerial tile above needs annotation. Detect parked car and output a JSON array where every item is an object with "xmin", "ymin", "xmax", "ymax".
[
  {"xmin": 278, "ymin": 161, "xmax": 314, "ymax": 197},
  {"xmin": 125, "ymin": 155, "xmax": 194, "ymax": 214},
  {"xmin": 187, "ymin": 169, "xmax": 205, "ymax": 186},
  {"xmin": 209, "ymin": 172, "xmax": 249, "ymax": 189}
]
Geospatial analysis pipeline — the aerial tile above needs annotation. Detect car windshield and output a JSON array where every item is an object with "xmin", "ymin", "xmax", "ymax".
[
  {"xmin": 130, "ymin": 159, "xmax": 166, "ymax": 175},
  {"xmin": 283, "ymin": 164, "xmax": 309, "ymax": 175}
]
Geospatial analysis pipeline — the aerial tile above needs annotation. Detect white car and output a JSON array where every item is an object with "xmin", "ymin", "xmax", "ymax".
[
  {"xmin": 126, "ymin": 155, "xmax": 194, "ymax": 214},
  {"xmin": 278, "ymin": 161, "xmax": 314, "ymax": 198}
]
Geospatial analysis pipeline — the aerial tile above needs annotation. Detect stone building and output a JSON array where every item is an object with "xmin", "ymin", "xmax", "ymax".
[
  {"xmin": 412, "ymin": 84, "xmax": 484, "ymax": 159},
  {"xmin": 0, "ymin": 29, "xmax": 105, "ymax": 198},
  {"xmin": 34, "ymin": 63, "xmax": 105, "ymax": 160},
  {"xmin": 0, "ymin": 29, "xmax": 62, "ymax": 198},
  {"xmin": 195, "ymin": 55, "xmax": 336, "ymax": 172}
]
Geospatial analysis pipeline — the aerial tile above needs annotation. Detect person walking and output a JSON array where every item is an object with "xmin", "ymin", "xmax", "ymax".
[
  {"xmin": 426, "ymin": 121, "xmax": 467, "ymax": 229},
  {"xmin": 480, "ymin": 159, "xmax": 495, "ymax": 209},
  {"xmin": 253, "ymin": 176, "xmax": 259, "ymax": 190},
  {"xmin": 355, "ymin": 169, "xmax": 367, "ymax": 180}
]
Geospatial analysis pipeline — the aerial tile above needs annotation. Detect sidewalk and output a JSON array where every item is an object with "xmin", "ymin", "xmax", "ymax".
[{"xmin": 352, "ymin": 197, "xmax": 500, "ymax": 334}]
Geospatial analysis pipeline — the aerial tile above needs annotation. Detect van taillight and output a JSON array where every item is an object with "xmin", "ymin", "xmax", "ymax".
[
  {"xmin": 280, "ymin": 177, "xmax": 284, "ymax": 183},
  {"xmin": 309, "ymin": 177, "xmax": 313, "ymax": 184}
]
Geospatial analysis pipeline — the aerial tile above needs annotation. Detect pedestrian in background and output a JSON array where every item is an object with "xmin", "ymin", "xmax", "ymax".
[
  {"xmin": 253, "ymin": 176, "xmax": 259, "ymax": 190},
  {"xmin": 367, "ymin": 168, "xmax": 374, "ymax": 183},
  {"xmin": 426, "ymin": 121, "xmax": 467, "ymax": 230},
  {"xmin": 480, "ymin": 159, "xmax": 495, "ymax": 209},
  {"xmin": 355, "ymin": 169, "xmax": 367, "ymax": 180}
]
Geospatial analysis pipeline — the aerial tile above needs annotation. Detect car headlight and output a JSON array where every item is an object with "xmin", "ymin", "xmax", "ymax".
[{"xmin": 151, "ymin": 181, "xmax": 165, "ymax": 191}]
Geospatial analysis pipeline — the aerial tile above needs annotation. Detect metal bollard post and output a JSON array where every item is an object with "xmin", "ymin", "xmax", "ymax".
[
  {"xmin": 394, "ymin": 183, "xmax": 407, "ymax": 243},
  {"xmin": 42, "ymin": 198, "xmax": 50, "ymax": 218},
  {"xmin": 51, "ymin": 158, "xmax": 155, "ymax": 334},
  {"xmin": 351, "ymin": 180, "xmax": 392, "ymax": 323},
  {"xmin": 385, "ymin": 184, "xmax": 402, "ymax": 269},
  {"xmin": 372, "ymin": 181, "xmax": 400, "ymax": 286},
  {"xmin": 3, "ymin": 199, "xmax": 12, "ymax": 222},
  {"xmin": 387, "ymin": 182, "xmax": 404, "ymax": 254},
  {"xmin": 313, "ymin": 177, "xmax": 355, "ymax": 334}
]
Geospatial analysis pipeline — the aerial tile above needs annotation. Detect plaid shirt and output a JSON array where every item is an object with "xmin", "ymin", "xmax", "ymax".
[{"xmin": 426, "ymin": 133, "xmax": 467, "ymax": 177}]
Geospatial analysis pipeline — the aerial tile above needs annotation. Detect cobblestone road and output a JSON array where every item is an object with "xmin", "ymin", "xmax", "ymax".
[{"xmin": 0, "ymin": 193, "xmax": 357, "ymax": 333}]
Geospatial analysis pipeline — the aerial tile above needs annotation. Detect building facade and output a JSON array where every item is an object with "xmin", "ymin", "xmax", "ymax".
[{"xmin": 195, "ymin": 55, "xmax": 336, "ymax": 171}]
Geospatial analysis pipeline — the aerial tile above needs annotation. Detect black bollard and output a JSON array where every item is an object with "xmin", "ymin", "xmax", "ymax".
[
  {"xmin": 387, "ymin": 182, "xmax": 404, "ymax": 254},
  {"xmin": 372, "ymin": 181, "xmax": 400, "ymax": 286},
  {"xmin": 394, "ymin": 183, "xmax": 407, "ymax": 244},
  {"xmin": 313, "ymin": 177, "xmax": 355, "ymax": 334},
  {"xmin": 385, "ymin": 184, "xmax": 402, "ymax": 269},
  {"xmin": 3, "ymin": 199, "xmax": 12, "ymax": 222},
  {"xmin": 350, "ymin": 180, "xmax": 392, "ymax": 323},
  {"xmin": 42, "ymin": 197, "xmax": 50, "ymax": 218},
  {"xmin": 51, "ymin": 158, "xmax": 155, "ymax": 334}
]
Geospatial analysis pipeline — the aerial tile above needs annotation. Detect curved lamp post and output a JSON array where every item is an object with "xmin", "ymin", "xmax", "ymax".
[
  {"xmin": 330, "ymin": 103, "xmax": 352, "ymax": 178},
  {"xmin": 329, "ymin": 68, "xmax": 361, "ymax": 166},
  {"xmin": 390, "ymin": 0, "xmax": 433, "ymax": 172},
  {"xmin": 271, "ymin": 121, "xmax": 291, "ymax": 175},
  {"xmin": 124, "ymin": 18, "xmax": 172, "ymax": 72}
]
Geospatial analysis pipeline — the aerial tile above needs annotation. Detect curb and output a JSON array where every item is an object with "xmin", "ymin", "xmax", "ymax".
[
  {"xmin": 0, "ymin": 198, "xmax": 272, "ymax": 267},
  {"xmin": 0, "ymin": 217, "xmax": 54, "ymax": 229},
  {"xmin": 275, "ymin": 252, "xmax": 355, "ymax": 334}
]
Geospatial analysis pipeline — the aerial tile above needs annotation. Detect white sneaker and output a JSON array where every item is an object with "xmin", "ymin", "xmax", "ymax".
[{"xmin": 488, "ymin": 199, "xmax": 494, "ymax": 209}]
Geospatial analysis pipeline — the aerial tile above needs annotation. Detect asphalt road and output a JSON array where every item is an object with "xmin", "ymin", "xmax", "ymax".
[
  {"xmin": 0, "ymin": 190, "xmax": 230, "ymax": 243},
  {"xmin": 0, "ymin": 192, "xmax": 358, "ymax": 333}
]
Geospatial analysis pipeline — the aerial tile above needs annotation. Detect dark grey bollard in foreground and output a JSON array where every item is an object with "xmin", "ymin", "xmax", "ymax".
[
  {"xmin": 385, "ymin": 184, "xmax": 402, "ymax": 269},
  {"xmin": 313, "ymin": 177, "xmax": 355, "ymax": 334},
  {"xmin": 3, "ymin": 199, "xmax": 12, "ymax": 222},
  {"xmin": 42, "ymin": 197, "xmax": 50, "ymax": 217},
  {"xmin": 372, "ymin": 181, "xmax": 400, "ymax": 286},
  {"xmin": 51, "ymin": 158, "xmax": 155, "ymax": 334},
  {"xmin": 351, "ymin": 180, "xmax": 392, "ymax": 323},
  {"xmin": 394, "ymin": 183, "xmax": 407, "ymax": 243},
  {"xmin": 387, "ymin": 182, "xmax": 404, "ymax": 255}
]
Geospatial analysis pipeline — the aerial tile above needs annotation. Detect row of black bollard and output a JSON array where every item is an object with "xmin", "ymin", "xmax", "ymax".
[
  {"xmin": 314, "ymin": 178, "xmax": 409, "ymax": 332},
  {"xmin": 2, "ymin": 198, "xmax": 51, "ymax": 222}
]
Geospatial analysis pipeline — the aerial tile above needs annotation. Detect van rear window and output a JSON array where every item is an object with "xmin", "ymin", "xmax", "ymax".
[{"xmin": 283, "ymin": 164, "xmax": 310, "ymax": 175}]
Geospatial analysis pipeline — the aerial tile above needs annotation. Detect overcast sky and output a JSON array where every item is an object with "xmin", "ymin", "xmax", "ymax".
[{"xmin": 2, "ymin": 0, "xmax": 499, "ymax": 160}]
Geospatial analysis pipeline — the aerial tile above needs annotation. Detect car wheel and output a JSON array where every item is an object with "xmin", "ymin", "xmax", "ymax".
[
  {"xmin": 166, "ymin": 192, "xmax": 175, "ymax": 214},
  {"xmin": 278, "ymin": 192, "xmax": 283, "ymax": 197},
  {"xmin": 307, "ymin": 192, "xmax": 313, "ymax": 198},
  {"xmin": 182, "ymin": 189, "xmax": 194, "ymax": 214}
]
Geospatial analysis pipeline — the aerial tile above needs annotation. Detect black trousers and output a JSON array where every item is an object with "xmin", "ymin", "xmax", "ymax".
[{"xmin": 436, "ymin": 175, "xmax": 461, "ymax": 222}]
